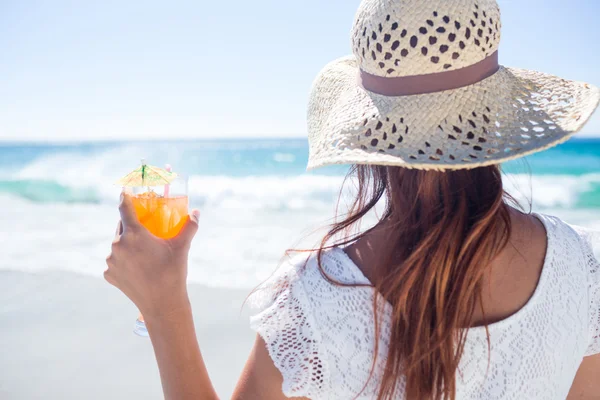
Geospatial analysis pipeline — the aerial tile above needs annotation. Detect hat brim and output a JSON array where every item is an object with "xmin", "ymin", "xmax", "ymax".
[{"xmin": 307, "ymin": 56, "xmax": 600, "ymax": 171}]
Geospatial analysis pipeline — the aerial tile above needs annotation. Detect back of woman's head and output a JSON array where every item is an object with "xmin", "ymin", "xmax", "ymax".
[{"xmin": 318, "ymin": 164, "xmax": 512, "ymax": 400}]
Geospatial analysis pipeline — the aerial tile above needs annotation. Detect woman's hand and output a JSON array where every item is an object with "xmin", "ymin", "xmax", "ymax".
[
  {"xmin": 104, "ymin": 194, "xmax": 294, "ymax": 400},
  {"xmin": 104, "ymin": 193, "xmax": 200, "ymax": 320}
]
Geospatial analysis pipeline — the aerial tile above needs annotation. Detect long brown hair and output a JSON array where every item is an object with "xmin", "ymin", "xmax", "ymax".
[{"xmin": 314, "ymin": 164, "xmax": 512, "ymax": 400}]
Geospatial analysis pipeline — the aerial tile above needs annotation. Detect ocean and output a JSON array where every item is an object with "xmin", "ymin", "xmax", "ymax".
[{"xmin": 1, "ymin": 138, "xmax": 599, "ymax": 288}]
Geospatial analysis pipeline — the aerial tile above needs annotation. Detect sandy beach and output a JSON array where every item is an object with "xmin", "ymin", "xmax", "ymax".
[{"xmin": 0, "ymin": 270, "xmax": 255, "ymax": 400}]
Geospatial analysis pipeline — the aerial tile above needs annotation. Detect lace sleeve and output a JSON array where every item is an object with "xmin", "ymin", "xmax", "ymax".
[
  {"xmin": 576, "ymin": 226, "xmax": 600, "ymax": 357},
  {"xmin": 248, "ymin": 256, "xmax": 329, "ymax": 398}
]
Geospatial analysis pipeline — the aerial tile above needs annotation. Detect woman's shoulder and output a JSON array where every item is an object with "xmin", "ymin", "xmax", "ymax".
[
  {"xmin": 246, "ymin": 248, "xmax": 374, "ymax": 398},
  {"xmin": 536, "ymin": 214, "xmax": 600, "ymax": 317},
  {"xmin": 248, "ymin": 247, "xmax": 369, "ymax": 311},
  {"xmin": 536, "ymin": 213, "xmax": 600, "ymax": 258},
  {"xmin": 539, "ymin": 214, "xmax": 600, "ymax": 358},
  {"xmin": 247, "ymin": 248, "xmax": 384, "ymax": 398}
]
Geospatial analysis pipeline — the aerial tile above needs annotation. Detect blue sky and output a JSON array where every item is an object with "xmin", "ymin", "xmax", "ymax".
[{"xmin": 1, "ymin": 0, "xmax": 599, "ymax": 141}]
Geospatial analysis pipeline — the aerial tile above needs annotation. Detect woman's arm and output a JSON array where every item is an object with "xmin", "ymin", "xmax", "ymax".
[
  {"xmin": 146, "ymin": 307, "xmax": 306, "ymax": 400},
  {"xmin": 567, "ymin": 354, "xmax": 600, "ymax": 400},
  {"xmin": 105, "ymin": 194, "xmax": 215, "ymax": 399},
  {"xmin": 145, "ymin": 303, "xmax": 218, "ymax": 400},
  {"xmin": 105, "ymin": 194, "xmax": 306, "ymax": 400},
  {"xmin": 233, "ymin": 335, "xmax": 309, "ymax": 400}
]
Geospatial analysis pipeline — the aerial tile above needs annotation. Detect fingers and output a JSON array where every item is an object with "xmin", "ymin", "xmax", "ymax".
[
  {"xmin": 104, "ymin": 254, "xmax": 116, "ymax": 286},
  {"xmin": 119, "ymin": 193, "xmax": 141, "ymax": 231},
  {"xmin": 170, "ymin": 209, "xmax": 200, "ymax": 247},
  {"xmin": 190, "ymin": 209, "xmax": 200, "ymax": 225},
  {"xmin": 103, "ymin": 268, "xmax": 116, "ymax": 286},
  {"xmin": 114, "ymin": 220, "xmax": 123, "ymax": 239}
]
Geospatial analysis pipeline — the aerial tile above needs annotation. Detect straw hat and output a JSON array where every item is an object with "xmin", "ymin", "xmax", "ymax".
[{"xmin": 307, "ymin": 0, "xmax": 600, "ymax": 171}]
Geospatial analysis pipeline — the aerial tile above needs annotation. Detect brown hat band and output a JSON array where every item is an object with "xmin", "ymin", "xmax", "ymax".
[{"xmin": 358, "ymin": 51, "xmax": 499, "ymax": 96}]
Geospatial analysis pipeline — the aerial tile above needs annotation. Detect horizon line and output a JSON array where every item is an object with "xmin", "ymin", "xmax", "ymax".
[
  {"xmin": 0, "ymin": 136, "xmax": 311, "ymax": 146},
  {"xmin": 1, "ymin": 134, "xmax": 600, "ymax": 146}
]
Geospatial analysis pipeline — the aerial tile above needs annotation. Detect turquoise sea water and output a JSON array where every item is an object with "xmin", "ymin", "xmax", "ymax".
[
  {"xmin": 0, "ymin": 138, "xmax": 598, "ymax": 287},
  {"xmin": 0, "ymin": 138, "xmax": 599, "ymax": 208}
]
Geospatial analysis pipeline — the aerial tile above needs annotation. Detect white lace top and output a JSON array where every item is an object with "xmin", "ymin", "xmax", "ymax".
[{"xmin": 249, "ymin": 214, "xmax": 600, "ymax": 399}]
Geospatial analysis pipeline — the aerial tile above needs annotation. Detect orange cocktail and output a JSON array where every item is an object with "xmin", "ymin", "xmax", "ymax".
[{"xmin": 132, "ymin": 192, "xmax": 189, "ymax": 240}]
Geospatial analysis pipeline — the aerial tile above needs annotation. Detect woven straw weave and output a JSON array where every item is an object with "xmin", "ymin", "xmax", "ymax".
[
  {"xmin": 353, "ymin": 0, "xmax": 501, "ymax": 77},
  {"xmin": 307, "ymin": 0, "xmax": 600, "ymax": 170}
]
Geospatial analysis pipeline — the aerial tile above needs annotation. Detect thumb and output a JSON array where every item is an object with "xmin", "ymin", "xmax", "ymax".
[
  {"xmin": 171, "ymin": 209, "xmax": 200, "ymax": 246},
  {"xmin": 119, "ymin": 193, "xmax": 141, "ymax": 231}
]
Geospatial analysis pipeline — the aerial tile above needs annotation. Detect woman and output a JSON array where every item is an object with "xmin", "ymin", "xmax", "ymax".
[{"xmin": 104, "ymin": 0, "xmax": 600, "ymax": 398}]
